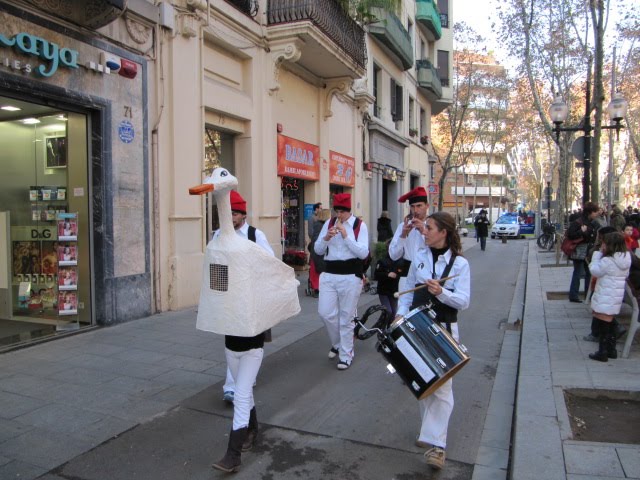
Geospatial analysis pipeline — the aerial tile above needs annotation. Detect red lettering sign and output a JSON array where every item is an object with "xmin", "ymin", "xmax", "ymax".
[
  {"xmin": 277, "ymin": 134, "xmax": 320, "ymax": 181},
  {"xmin": 329, "ymin": 150, "xmax": 355, "ymax": 187}
]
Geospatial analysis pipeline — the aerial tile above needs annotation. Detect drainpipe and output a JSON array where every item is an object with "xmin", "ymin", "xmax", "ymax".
[{"xmin": 151, "ymin": 22, "xmax": 165, "ymax": 313}]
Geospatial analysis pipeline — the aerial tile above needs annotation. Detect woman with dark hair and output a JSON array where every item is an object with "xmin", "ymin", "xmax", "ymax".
[
  {"xmin": 566, "ymin": 202, "xmax": 600, "ymax": 303},
  {"xmin": 588, "ymin": 232, "xmax": 631, "ymax": 362},
  {"xmin": 395, "ymin": 211, "xmax": 470, "ymax": 471}
]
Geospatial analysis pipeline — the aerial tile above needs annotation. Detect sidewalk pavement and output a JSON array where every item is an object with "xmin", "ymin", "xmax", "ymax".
[
  {"xmin": 512, "ymin": 245, "xmax": 640, "ymax": 480},
  {"xmin": 0, "ymin": 237, "xmax": 638, "ymax": 479}
]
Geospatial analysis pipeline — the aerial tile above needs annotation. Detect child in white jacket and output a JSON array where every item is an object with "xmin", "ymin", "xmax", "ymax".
[{"xmin": 588, "ymin": 232, "xmax": 632, "ymax": 362}]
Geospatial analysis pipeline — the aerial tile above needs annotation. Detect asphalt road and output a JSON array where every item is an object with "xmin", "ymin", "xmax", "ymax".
[{"xmin": 49, "ymin": 238, "xmax": 527, "ymax": 480}]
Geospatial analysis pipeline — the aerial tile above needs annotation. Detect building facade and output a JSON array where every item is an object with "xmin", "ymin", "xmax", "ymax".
[{"xmin": 0, "ymin": 0, "xmax": 453, "ymax": 350}]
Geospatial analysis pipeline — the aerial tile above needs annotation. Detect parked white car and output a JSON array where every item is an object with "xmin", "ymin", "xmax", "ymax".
[{"xmin": 490, "ymin": 215, "xmax": 522, "ymax": 239}]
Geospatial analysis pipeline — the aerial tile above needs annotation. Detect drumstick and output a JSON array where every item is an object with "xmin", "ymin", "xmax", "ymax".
[{"xmin": 393, "ymin": 274, "xmax": 459, "ymax": 298}]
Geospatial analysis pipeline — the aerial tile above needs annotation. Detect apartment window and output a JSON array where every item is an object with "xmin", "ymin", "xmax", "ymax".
[
  {"xmin": 437, "ymin": 50, "xmax": 450, "ymax": 87},
  {"xmin": 420, "ymin": 39, "xmax": 426, "ymax": 61},
  {"xmin": 437, "ymin": 0, "xmax": 449, "ymax": 28},
  {"xmin": 373, "ymin": 64, "xmax": 381, "ymax": 117},
  {"xmin": 420, "ymin": 107, "xmax": 426, "ymax": 137},
  {"xmin": 390, "ymin": 78, "xmax": 403, "ymax": 123}
]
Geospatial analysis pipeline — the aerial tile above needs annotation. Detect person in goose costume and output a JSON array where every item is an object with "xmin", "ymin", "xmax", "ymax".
[{"xmin": 189, "ymin": 168, "xmax": 300, "ymax": 473}]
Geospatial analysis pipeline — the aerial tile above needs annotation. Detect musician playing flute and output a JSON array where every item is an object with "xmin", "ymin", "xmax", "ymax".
[
  {"xmin": 395, "ymin": 211, "xmax": 470, "ymax": 471},
  {"xmin": 389, "ymin": 187, "xmax": 430, "ymax": 295},
  {"xmin": 314, "ymin": 193, "xmax": 369, "ymax": 370}
]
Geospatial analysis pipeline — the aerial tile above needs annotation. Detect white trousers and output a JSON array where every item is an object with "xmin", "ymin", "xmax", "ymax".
[
  {"xmin": 223, "ymin": 367, "xmax": 235, "ymax": 393},
  {"xmin": 417, "ymin": 323, "xmax": 459, "ymax": 449},
  {"xmin": 225, "ymin": 347, "xmax": 263, "ymax": 430},
  {"xmin": 318, "ymin": 273, "xmax": 362, "ymax": 363}
]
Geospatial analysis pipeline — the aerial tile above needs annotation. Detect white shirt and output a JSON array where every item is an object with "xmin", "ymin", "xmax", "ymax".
[
  {"xmin": 389, "ymin": 221, "xmax": 427, "ymax": 263},
  {"xmin": 314, "ymin": 214, "xmax": 369, "ymax": 261},
  {"xmin": 213, "ymin": 222, "xmax": 274, "ymax": 257},
  {"xmin": 397, "ymin": 248, "xmax": 471, "ymax": 317}
]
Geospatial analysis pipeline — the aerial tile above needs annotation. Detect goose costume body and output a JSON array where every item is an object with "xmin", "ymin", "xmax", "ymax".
[{"xmin": 189, "ymin": 168, "xmax": 301, "ymax": 336}]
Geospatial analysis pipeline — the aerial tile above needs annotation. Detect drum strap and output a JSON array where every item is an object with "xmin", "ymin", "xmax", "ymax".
[{"xmin": 412, "ymin": 254, "xmax": 458, "ymax": 329}]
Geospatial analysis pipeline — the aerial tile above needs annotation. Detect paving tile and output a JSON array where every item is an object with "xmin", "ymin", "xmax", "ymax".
[
  {"xmin": 150, "ymin": 384, "xmax": 212, "ymax": 405},
  {"xmin": 0, "ymin": 417, "xmax": 34, "ymax": 443},
  {"xmin": 151, "ymin": 368, "xmax": 218, "ymax": 388},
  {"xmin": 475, "ymin": 445, "xmax": 509, "ymax": 469},
  {"xmin": 471, "ymin": 464, "xmax": 507, "ymax": 480},
  {"xmin": 0, "ymin": 427, "xmax": 88, "ymax": 470},
  {"xmin": 0, "ymin": 391, "xmax": 47, "ymax": 420},
  {"xmin": 517, "ymin": 374, "xmax": 557, "ymax": 416},
  {"xmin": 155, "ymin": 354, "xmax": 220, "ymax": 373},
  {"xmin": 0, "ymin": 373, "xmax": 61, "ymax": 399},
  {"xmin": 512, "ymin": 414, "xmax": 564, "ymax": 480},
  {"xmin": 617, "ymin": 445, "xmax": 640, "ymax": 478},
  {"xmin": 49, "ymin": 366, "xmax": 120, "ymax": 386},
  {"xmin": 14, "ymin": 403, "xmax": 105, "ymax": 435},
  {"xmin": 0, "ymin": 459, "xmax": 48, "ymax": 480},
  {"xmin": 113, "ymin": 348, "xmax": 173, "ymax": 364},
  {"xmin": 102, "ymin": 375, "xmax": 171, "ymax": 397},
  {"xmin": 564, "ymin": 443, "xmax": 624, "ymax": 477}
]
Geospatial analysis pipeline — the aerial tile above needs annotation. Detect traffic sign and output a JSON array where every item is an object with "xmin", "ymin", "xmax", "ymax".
[{"xmin": 428, "ymin": 183, "xmax": 439, "ymax": 194}]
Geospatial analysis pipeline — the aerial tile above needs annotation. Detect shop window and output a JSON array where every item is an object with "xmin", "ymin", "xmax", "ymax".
[
  {"xmin": 281, "ymin": 176, "xmax": 305, "ymax": 266},
  {"xmin": 0, "ymin": 95, "xmax": 90, "ymax": 348}
]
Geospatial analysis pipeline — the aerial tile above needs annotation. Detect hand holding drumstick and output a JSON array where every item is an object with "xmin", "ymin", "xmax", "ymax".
[{"xmin": 393, "ymin": 274, "xmax": 459, "ymax": 298}]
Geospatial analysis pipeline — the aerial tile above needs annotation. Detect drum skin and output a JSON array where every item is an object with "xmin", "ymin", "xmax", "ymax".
[{"xmin": 377, "ymin": 307, "xmax": 470, "ymax": 399}]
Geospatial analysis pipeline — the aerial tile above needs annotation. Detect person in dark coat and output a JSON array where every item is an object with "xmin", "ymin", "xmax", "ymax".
[
  {"xmin": 377, "ymin": 211, "xmax": 394, "ymax": 242},
  {"xmin": 473, "ymin": 209, "xmax": 490, "ymax": 251},
  {"xmin": 566, "ymin": 202, "xmax": 600, "ymax": 303},
  {"xmin": 373, "ymin": 239, "xmax": 404, "ymax": 317}
]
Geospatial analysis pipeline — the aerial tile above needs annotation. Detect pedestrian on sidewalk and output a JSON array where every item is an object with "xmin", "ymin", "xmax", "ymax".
[
  {"xmin": 473, "ymin": 209, "xmax": 490, "ymax": 251},
  {"xmin": 389, "ymin": 187, "xmax": 430, "ymax": 295},
  {"xmin": 566, "ymin": 202, "xmax": 600, "ymax": 303},
  {"xmin": 373, "ymin": 239, "xmax": 403, "ymax": 317},
  {"xmin": 314, "ymin": 193, "xmax": 369, "ymax": 370},
  {"xmin": 588, "ymin": 231, "xmax": 631, "ymax": 362},
  {"xmin": 583, "ymin": 227, "xmax": 626, "ymax": 342},
  {"xmin": 212, "ymin": 191, "xmax": 272, "ymax": 473},
  {"xmin": 395, "ymin": 212, "xmax": 471, "ymax": 471}
]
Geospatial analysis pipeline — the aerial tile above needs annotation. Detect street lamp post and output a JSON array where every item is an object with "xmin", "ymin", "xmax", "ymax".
[
  {"xmin": 548, "ymin": 75, "xmax": 628, "ymax": 205},
  {"xmin": 545, "ymin": 172, "xmax": 552, "ymax": 225}
]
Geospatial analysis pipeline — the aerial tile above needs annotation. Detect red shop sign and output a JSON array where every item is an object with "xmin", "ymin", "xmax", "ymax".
[
  {"xmin": 277, "ymin": 134, "xmax": 320, "ymax": 181},
  {"xmin": 329, "ymin": 150, "xmax": 355, "ymax": 187}
]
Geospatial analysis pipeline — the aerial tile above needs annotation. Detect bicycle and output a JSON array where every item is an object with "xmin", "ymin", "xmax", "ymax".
[{"xmin": 537, "ymin": 223, "xmax": 557, "ymax": 251}]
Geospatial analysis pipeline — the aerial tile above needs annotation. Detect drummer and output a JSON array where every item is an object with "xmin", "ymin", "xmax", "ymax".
[
  {"xmin": 389, "ymin": 187, "xmax": 430, "ymax": 294},
  {"xmin": 395, "ymin": 211, "xmax": 471, "ymax": 471}
]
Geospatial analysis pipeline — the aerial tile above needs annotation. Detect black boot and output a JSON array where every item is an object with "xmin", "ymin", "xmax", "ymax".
[
  {"xmin": 589, "ymin": 320, "xmax": 609, "ymax": 362},
  {"xmin": 606, "ymin": 322, "xmax": 618, "ymax": 359},
  {"xmin": 242, "ymin": 407, "xmax": 259, "ymax": 452},
  {"xmin": 212, "ymin": 427, "xmax": 248, "ymax": 473}
]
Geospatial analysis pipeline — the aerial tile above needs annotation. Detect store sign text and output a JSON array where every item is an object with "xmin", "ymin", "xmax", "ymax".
[{"xmin": 0, "ymin": 31, "xmax": 79, "ymax": 77}]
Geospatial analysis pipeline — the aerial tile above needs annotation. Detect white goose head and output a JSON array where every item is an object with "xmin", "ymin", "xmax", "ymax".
[{"xmin": 189, "ymin": 167, "xmax": 238, "ymax": 196}]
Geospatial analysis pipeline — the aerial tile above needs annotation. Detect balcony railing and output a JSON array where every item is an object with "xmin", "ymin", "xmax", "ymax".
[
  {"xmin": 267, "ymin": 0, "xmax": 367, "ymax": 70},
  {"xmin": 368, "ymin": 8, "xmax": 413, "ymax": 70},
  {"xmin": 225, "ymin": 0, "xmax": 259, "ymax": 17},
  {"xmin": 416, "ymin": 59, "xmax": 442, "ymax": 99},
  {"xmin": 415, "ymin": 0, "xmax": 442, "ymax": 41}
]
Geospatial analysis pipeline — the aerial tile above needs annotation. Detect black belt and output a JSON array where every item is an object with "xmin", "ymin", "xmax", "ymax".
[{"xmin": 324, "ymin": 259, "xmax": 363, "ymax": 277}]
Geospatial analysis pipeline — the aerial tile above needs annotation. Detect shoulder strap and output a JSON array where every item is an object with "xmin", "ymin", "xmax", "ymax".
[
  {"xmin": 435, "ymin": 253, "xmax": 457, "ymax": 281},
  {"xmin": 247, "ymin": 225, "xmax": 256, "ymax": 243},
  {"xmin": 353, "ymin": 217, "xmax": 361, "ymax": 240},
  {"xmin": 328, "ymin": 216, "xmax": 337, "ymax": 228}
]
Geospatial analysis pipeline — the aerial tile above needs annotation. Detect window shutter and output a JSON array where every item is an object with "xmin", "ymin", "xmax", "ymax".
[
  {"xmin": 395, "ymin": 84, "xmax": 403, "ymax": 121},
  {"xmin": 390, "ymin": 78, "xmax": 397, "ymax": 120}
]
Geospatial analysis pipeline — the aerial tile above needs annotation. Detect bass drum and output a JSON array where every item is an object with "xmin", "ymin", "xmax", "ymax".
[{"xmin": 377, "ymin": 306, "xmax": 470, "ymax": 399}]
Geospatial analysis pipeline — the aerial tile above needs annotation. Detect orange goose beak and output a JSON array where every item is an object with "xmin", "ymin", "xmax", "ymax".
[{"xmin": 189, "ymin": 184, "xmax": 214, "ymax": 195}]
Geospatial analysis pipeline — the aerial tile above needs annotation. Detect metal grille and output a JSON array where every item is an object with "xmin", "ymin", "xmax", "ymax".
[
  {"xmin": 209, "ymin": 264, "xmax": 229, "ymax": 292},
  {"xmin": 267, "ymin": 0, "xmax": 367, "ymax": 70}
]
